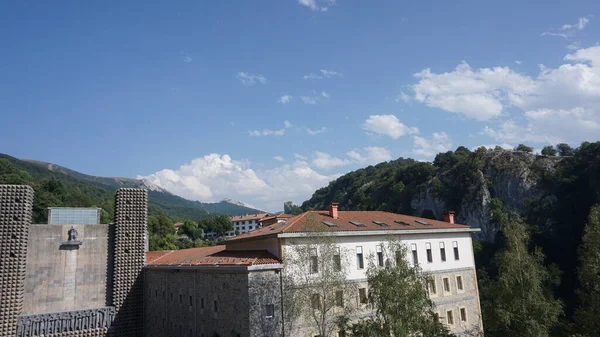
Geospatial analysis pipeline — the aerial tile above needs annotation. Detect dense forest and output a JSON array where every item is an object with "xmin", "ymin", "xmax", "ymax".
[{"xmin": 301, "ymin": 141, "xmax": 600, "ymax": 336}]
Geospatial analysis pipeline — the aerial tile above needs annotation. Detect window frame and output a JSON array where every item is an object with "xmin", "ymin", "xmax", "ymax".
[
  {"xmin": 356, "ymin": 246, "xmax": 364, "ymax": 270},
  {"xmin": 456, "ymin": 275, "xmax": 464, "ymax": 292},
  {"xmin": 411, "ymin": 243, "xmax": 418, "ymax": 266},
  {"xmin": 459, "ymin": 307, "xmax": 468, "ymax": 323},
  {"xmin": 443, "ymin": 277, "xmax": 451, "ymax": 293},
  {"xmin": 426, "ymin": 242, "xmax": 433, "ymax": 263},
  {"xmin": 440, "ymin": 242, "xmax": 446, "ymax": 262},
  {"xmin": 265, "ymin": 304, "xmax": 275, "ymax": 318},
  {"xmin": 358, "ymin": 287, "xmax": 368, "ymax": 304},
  {"xmin": 376, "ymin": 245, "xmax": 384, "ymax": 267},
  {"xmin": 453, "ymin": 241, "xmax": 460, "ymax": 260},
  {"xmin": 446, "ymin": 309, "xmax": 454, "ymax": 326},
  {"xmin": 309, "ymin": 248, "xmax": 319, "ymax": 274},
  {"xmin": 333, "ymin": 247, "xmax": 341, "ymax": 272}
]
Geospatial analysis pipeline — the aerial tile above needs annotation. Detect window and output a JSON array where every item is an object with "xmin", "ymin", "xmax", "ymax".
[
  {"xmin": 170, "ymin": 292, "xmax": 173, "ymax": 301},
  {"xmin": 356, "ymin": 246, "xmax": 364, "ymax": 269},
  {"xmin": 428, "ymin": 279, "xmax": 437, "ymax": 295},
  {"xmin": 460, "ymin": 308, "xmax": 467, "ymax": 322},
  {"xmin": 248, "ymin": 226, "xmax": 253, "ymax": 230},
  {"xmin": 310, "ymin": 248, "xmax": 319, "ymax": 273},
  {"xmin": 241, "ymin": 226, "xmax": 246, "ymax": 230},
  {"xmin": 426, "ymin": 242, "xmax": 433, "ymax": 263},
  {"xmin": 376, "ymin": 245, "xmax": 384, "ymax": 267},
  {"xmin": 189, "ymin": 295, "xmax": 193, "ymax": 306},
  {"xmin": 200, "ymin": 297, "xmax": 205, "ymax": 309},
  {"xmin": 359, "ymin": 288, "xmax": 368, "ymax": 304},
  {"xmin": 440, "ymin": 242, "xmax": 446, "ymax": 262},
  {"xmin": 335, "ymin": 290, "xmax": 343, "ymax": 307},
  {"xmin": 333, "ymin": 247, "xmax": 341, "ymax": 271},
  {"xmin": 446, "ymin": 310, "xmax": 454, "ymax": 325},
  {"xmin": 311, "ymin": 294, "xmax": 321, "ymax": 310},
  {"xmin": 443, "ymin": 277, "xmax": 450, "ymax": 293},
  {"xmin": 453, "ymin": 241, "xmax": 460, "ymax": 260},
  {"xmin": 265, "ymin": 304, "xmax": 275, "ymax": 318},
  {"xmin": 213, "ymin": 300, "xmax": 218, "ymax": 313},
  {"xmin": 411, "ymin": 243, "xmax": 418, "ymax": 265},
  {"xmin": 456, "ymin": 275, "xmax": 464, "ymax": 291},
  {"xmin": 179, "ymin": 293, "xmax": 182, "ymax": 304}
]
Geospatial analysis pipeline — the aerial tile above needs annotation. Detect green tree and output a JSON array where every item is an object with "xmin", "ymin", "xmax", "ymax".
[
  {"xmin": 179, "ymin": 219, "xmax": 200, "ymax": 239},
  {"xmin": 574, "ymin": 204, "xmax": 600, "ymax": 336},
  {"xmin": 481, "ymin": 211, "xmax": 562, "ymax": 337},
  {"xmin": 541, "ymin": 146, "xmax": 557, "ymax": 156},
  {"xmin": 516, "ymin": 144, "xmax": 534, "ymax": 153},
  {"xmin": 556, "ymin": 143, "xmax": 574, "ymax": 156},
  {"xmin": 349, "ymin": 240, "xmax": 451, "ymax": 337}
]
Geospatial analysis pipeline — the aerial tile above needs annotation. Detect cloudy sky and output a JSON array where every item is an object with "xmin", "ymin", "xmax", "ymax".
[{"xmin": 2, "ymin": 1, "xmax": 600, "ymax": 211}]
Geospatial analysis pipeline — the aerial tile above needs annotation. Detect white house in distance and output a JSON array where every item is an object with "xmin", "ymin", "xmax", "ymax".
[
  {"xmin": 144, "ymin": 203, "xmax": 483, "ymax": 337},
  {"xmin": 230, "ymin": 213, "xmax": 269, "ymax": 235}
]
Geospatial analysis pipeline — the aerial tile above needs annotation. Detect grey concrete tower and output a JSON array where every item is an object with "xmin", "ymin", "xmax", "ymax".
[
  {"xmin": 0, "ymin": 185, "xmax": 34, "ymax": 337},
  {"xmin": 109, "ymin": 188, "xmax": 147, "ymax": 337}
]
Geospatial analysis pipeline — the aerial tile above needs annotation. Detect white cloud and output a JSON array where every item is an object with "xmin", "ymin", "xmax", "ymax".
[
  {"xmin": 515, "ymin": 60, "xmax": 522, "ymax": 65},
  {"xmin": 274, "ymin": 156, "xmax": 285, "ymax": 162},
  {"xmin": 301, "ymin": 96, "xmax": 318, "ymax": 105},
  {"xmin": 278, "ymin": 95, "xmax": 293, "ymax": 104},
  {"xmin": 397, "ymin": 91, "xmax": 411, "ymax": 103},
  {"xmin": 248, "ymin": 121, "xmax": 292, "ymax": 136},
  {"xmin": 311, "ymin": 151, "xmax": 351, "ymax": 170},
  {"xmin": 237, "ymin": 72, "xmax": 267, "ymax": 85},
  {"xmin": 141, "ymin": 154, "xmax": 340, "ymax": 211},
  {"xmin": 567, "ymin": 41, "xmax": 581, "ymax": 51},
  {"xmin": 410, "ymin": 46, "xmax": 600, "ymax": 145},
  {"xmin": 346, "ymin": 146, "xmax": 393, "ymax": 165},
  {"xmin": 303, "ymin": 69, "xmax": 342, "ymax": 80},
  {"xmin": 294, "ymin": 153, "xmax": 307, "ymax": 160},
  {"xmin": 298, "ymin": 0, "xmax": 335, "ymax": 12},
  {"xmin": 412, "ymin": 132, "xmax": 452, "ymax": 157},
  {"xmin": 181, "ymin": 51, "xmax": 192, "ymax": 63},
  {"xmin": 543, "ymin": 17, "xmax": 591, "ymax": 38},
  {"xmin": 306, "ymin": 127, "xmax": 327, "ymax": 135},
  {"xmin": 362, "ymin": 115, "xmax": 419, "ymax": 139},
  {"xmin": 321, "ymin": 91, "xmax": 329, "ymax": 98}
]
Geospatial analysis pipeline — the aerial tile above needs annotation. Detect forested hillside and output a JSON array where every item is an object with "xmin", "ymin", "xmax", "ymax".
[
  {"xmin": 0, "ymin": 153, "xmax": 264, "ymax": 223},
  {"xmin": 302, "ymin": 142, "xmax": 600, "ymax": 335}
]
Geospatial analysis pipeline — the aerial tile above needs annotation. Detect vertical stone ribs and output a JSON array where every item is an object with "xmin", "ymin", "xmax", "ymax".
[
  {"xmin": 0, "ymin": 185, "xmax": 34, "ymax": 337},
  {"xmin": 111, "ymin": 188, "xmax": 147, "ymax": 337}
]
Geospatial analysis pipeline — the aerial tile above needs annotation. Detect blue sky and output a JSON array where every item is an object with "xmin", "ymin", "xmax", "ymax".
[{"xmin": 2, "ymin": 0, "xmax": 600, "ymax": 211}]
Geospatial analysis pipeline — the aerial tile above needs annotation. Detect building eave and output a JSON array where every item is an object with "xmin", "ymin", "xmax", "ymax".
[
  {"xmin": 144, "ymin": 263, "xmax": 282, "ymax": 272},
  {"xmin": 277, "ymin": 227, "xmax": 481, "ymax": 239}
]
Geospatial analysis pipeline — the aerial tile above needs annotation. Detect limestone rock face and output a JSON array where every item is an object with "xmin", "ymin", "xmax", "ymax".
[{"xmin": 411, "ymin": 149, "xmax": 559, "ymax": 241}]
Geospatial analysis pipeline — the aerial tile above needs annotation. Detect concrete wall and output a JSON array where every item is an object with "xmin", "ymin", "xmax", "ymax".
[
  {"xmin": 23, "ymin": 224, "xmax": 111, "ymax": 314},
  {"xmin": 144, "ymin": 267, "xmax": 282, "ymax": 337}
]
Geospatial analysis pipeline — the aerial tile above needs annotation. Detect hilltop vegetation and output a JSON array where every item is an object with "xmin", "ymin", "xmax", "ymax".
[{"xmin": 302, "ymin": 142, "xmax": 600, "ymax": 335}]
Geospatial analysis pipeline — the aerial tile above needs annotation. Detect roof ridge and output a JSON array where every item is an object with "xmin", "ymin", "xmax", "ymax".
[{"xmin": 281, "ymin": 211, "xmax": 312, "ymax": 233}]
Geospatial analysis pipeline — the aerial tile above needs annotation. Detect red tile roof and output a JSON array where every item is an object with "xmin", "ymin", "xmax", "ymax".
[
  {"xmin": 231, "ymin": 213, "xmax": 270, "ymax": 221},
  {"xmin": 145, "ymin": 245, "xmax": 280, "ymax": 267},
  {"xmin": 261, "ymin": 213, "xmax": 293, "ymax": 221},
  {"xmin": 228, "ymin": 210, "xmax": 472, "ymax": 242}
]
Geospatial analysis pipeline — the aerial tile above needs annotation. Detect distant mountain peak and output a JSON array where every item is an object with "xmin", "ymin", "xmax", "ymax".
[{"xmin": 221, "ymin": 198, "xmax": 248, "ymax": 207}]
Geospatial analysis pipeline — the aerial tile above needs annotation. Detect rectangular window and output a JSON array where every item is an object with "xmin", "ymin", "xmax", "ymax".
[
  {"xmin": 335, "ymin": 290, "xmax": 343, "ymax": 307},
  {"xmin": 310, "ymin": 248, "xmax": 319, "ymax": 274},
  {"xmin": 248, "ymin": 226, "xmax": 253, "ymax": 230},
  {"xmin": 453, "ymin": 241, "xmax": 460, "ymax": 260},
  {"xmin": 460, "ymin": 308, "xmax": 467, "ymax": 322},
  {"xmin": 426, "ymin": 242, "xmax": 433, "ymax": 263},
  {"xmin": 440, "ymin": 242, "xmax": 446, "ymax": 262},
  {"xmin": 356, "ymin": 246, "xmax": 364, "ymax": 269},
  {"xmin": 189, "ymin": 295, "xmax": 193, "ymax": 306},
  {"xmin": 443, "ymin": 277, "xmax": 450, "ymax": 293},
  {"xmin": 201, "ymin": 297, "xmax": 205, "ymax": 309},
  {"xmin": 376, "ymin": 245, "xmax": 384, "ymax": 267},
  {"xmin": 359, "ymin": 288, "xmax": 368, "ymax": 304},
  {"xmin": 242, "ymin": 226, "xmax": 246, "ymax": 230},
  {"xmin": 311, "ymin": 294, "xmax": 321, "ymax": 310},
  {"xmin": 179, "ymin": 293, "xmax": 182, "ymax": 304},
  {"xmin": 411, "ymin": 243, "xmax": 418, "ymax": 265},
  {"xmin": 456, "ymin": 275, "xmax": 464, "ymax": 291},
  {"xmin": 333, "ymin": 247, "xmax": 341, "ymax": 272},
  {"xmin": 428, "ymin": 279, "xmax": 437, "ymax": 295},
  {"xmin": 213, "ymin": 300, "xmax": 218, "ymax": 313},
  {"xmin": 265, "ymin": 304, "xmax": 275, "ymax": 318},
  {"xmin": 446, "ymin": 310, "xmax": 454, "ymax": 325}
]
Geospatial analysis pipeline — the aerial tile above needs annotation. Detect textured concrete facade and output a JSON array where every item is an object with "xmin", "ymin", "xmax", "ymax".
[
  {"xmin": 0, "ymin": 186, "xmax": 147, "ymax": 337},
  {"xmin": 23, "ymin": 224, "xmax": 111, "ymax": 314},
  {"xmin": 0, "ymin": 185, "xmax": 34, "ymax": 337},
  {"xmin": 144, "ymin": 267, "xmax": 282, "ymax": 337}
]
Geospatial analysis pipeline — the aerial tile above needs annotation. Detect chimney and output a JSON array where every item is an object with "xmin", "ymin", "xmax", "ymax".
[
  {"xmin": 328, "ymin": 202, "xmax": 339, "ymax": 219},
  {"xmin": 443, "ymin": 211, "xmax": 455, "ymax": 224}
]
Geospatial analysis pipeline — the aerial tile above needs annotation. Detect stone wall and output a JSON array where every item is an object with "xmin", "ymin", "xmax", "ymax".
[
  {"xmin": 144, "ymin": 267, "xmax": 282, "ymax": 337},
  {"xmin": 23, "ymin": 224, "xmax": 111, "ymax": 314}
]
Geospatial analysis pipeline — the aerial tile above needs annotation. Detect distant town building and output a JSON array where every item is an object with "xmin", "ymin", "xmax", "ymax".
[
  {"xmin": 47, "ymin": 207, "xmax": 101, "ymax": 225},
  {"xmin": 259, "ymin": 213, "xmax": 293, "ymax": 227}
]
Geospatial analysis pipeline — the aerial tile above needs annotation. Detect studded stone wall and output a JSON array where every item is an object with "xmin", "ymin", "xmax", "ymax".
[
  {"xmin": 109, "ymin": 188, "xmax": 147, "ymax": 337},
  {"xmin": 0, "ymin": 185, "xmax": 34, "ymax": 337}
]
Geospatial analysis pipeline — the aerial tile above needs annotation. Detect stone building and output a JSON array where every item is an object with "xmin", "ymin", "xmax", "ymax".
[{"xmin": 0, "ymin": 185, "xmax": 147, "ymax": 337}]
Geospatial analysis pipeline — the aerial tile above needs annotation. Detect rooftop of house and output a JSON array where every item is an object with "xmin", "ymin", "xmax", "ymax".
[
  {"xmin": 227, "ymin": 206, "xmax": 471, "ymax": 242},
  {"xmin": 260, "ymin": 213, "xmax": 293, "ymax": 221},
  {"xmin": 230, "ymin": 213, "xmax": 270, "ymax": 221},
  {"xmin": 145, "ymin": 245, "xmax": 280, "ymax": 267}
]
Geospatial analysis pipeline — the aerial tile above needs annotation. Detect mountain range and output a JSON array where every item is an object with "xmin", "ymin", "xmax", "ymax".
[{"xmin": 0, "ymin": 153, "xmax": 264, "ymax": 222}]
